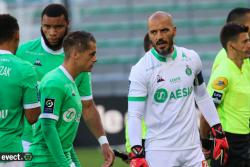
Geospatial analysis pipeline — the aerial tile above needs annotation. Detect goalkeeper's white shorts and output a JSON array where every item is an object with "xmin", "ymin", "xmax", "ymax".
[{"xmin": 146, "ymin": 147, "xmax": 208, "ymax": 167}]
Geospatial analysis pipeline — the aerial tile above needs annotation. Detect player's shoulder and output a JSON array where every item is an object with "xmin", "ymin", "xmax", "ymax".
[
  {"xmin": 176, "ymin": 45, "xmax": 200, "ymax": 60},
  {"xmin": 41, "ymin": 68, "xmax": 67, "ymax": 86},
  {"xmin": 132, "ymin": 50, "xmax": 157, "ymax": 72},
  {"xmin": 211, "ymin": 60, "xmax": 231, "ymax": 80},
  {"xmin": 18, "ymin": 38, "xmax": 41, "ymax": 52},
  {"xmin": 11, "ymin": 54, "xmax": 34, "ymax": 69},
  {"xmin": 20, "ymin": 38, "xmax": 40, "ymax": 47}
]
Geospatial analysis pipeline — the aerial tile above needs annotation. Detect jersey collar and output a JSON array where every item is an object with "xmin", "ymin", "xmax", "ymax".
[
  {"xmin": 0, "ymin": 49, "xmax": 12, "ymax": 55},
  {"xmin": 59, "ymin": 65, "xmax": 75, "ymax": 82},
  {"xmin": 225, "ymin": 57, "xmax": 243, "ymax": 74},
  {"xmin": 41, "ymin": 37, "xmax": 64, "ymax": 55},
  {"xmin": 151, "ymin": 46, "xmax": 177, "ymax": 62}
]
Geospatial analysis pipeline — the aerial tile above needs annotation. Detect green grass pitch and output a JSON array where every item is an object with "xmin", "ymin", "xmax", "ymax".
[{"xmin": 76, "ymin": 147, "xmax": 128, "ymax": 167}]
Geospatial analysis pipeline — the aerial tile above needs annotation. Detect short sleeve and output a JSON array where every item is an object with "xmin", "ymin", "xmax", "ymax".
[
  {"xmin": 39, "ymin": 82, "xmax": 65, "ymax": 121},
  {"xmin": 22, "ymin": 65, "xmax": 40, "ymax": 109},
  {"xmin": 207, "ymin": 66, "xmax": 229, "ymax": 104},
  {"xmin": 75, "ymin": 72, "xmax": 92, "ymax": 101}
]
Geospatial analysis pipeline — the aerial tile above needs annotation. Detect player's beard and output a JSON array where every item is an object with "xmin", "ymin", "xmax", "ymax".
[
  {"xmin": 41, "ymin": 27, "xmax": 68, "ymax": 51},
  {"xmin": 154, "ymin": 39, "xmax": 174, "ymax": 56}
]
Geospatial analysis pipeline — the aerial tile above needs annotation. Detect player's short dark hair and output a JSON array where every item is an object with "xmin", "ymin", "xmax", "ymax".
[
  {"xmin": 63, "ymin": 31, "xmax": 96, "ymax": 59},
  {"xmin": 226, "ymin": 7, "xmax": 250, "ymax": 24},
  {"xmin": 41, "ymin": 3, "xmax": 68, "ymax": 21},
  {"xmin": 0, "ymin": 14, "xmax": 19, "ymax": 44},
  {"xmin": 220, "ymin": 23, "xmax": 248, "ymax": 50},
  {"xmin": 144, "ymin": 33, "xmax": 152, "ymax": 52}
]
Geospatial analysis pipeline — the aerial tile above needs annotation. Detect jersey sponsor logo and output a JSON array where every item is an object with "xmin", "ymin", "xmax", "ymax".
[
  {"xmin": 157, "ymin": 75, "xmax": 165, "ymax": 83},
  {"xmin": 44, "ymin": 98, "xmax": 55, "ymax": 113},
  {"xmin": 154, "ymin": 88, "xmax": 168, "ymax": 103},
  {"xmin": 0, "ymin": 66, "xmax": 11, "ymax": 77},
  {"xmin": 185, "ymin": 65, "xmax": 192, "ymax": 76},
  {"xmin": 154, "ymin": 86, "xmax": 192, "ymax": 103},
  {"xmin": 212, "ymin": 77, "xmax": 228, "ymax": 90},
  {"xmin": 63, "ymin": 108, "xmax": 76, "ymax": 122},
  {"xmin": 0, "ymin": 109, "xmax": 8, "ymax": 119}
]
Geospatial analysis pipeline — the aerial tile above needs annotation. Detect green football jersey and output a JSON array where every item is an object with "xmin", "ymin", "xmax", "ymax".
[
  {"xmin": 0, "ymin": 50, "xmax": 39, "ymax": 152},
  {"xmin": 208, "ymin": 57, "xmax": 250, "ymax": 134},
  {"xmin": 16, "ymin": 37, "xmax": 92, "ymax": 142},
  {"xmin": 29, "ymin": 66, "xmax": 82, "ymax": 164}
]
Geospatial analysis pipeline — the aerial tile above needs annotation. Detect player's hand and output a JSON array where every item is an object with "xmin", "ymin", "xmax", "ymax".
[
  {"xmin": 211, "ymin": 123, "xmax": 229, "ymax": 166},
  {"xmin": 101, "ymin": 143, "xmax": 115, "ymax": 167},
  {"xmin": 129, "ymin": 145, "xmax": 149, "ymax": 167},
  {"xmin": 113, "ymin": 149, "xmax": 130, "ymax": 164}
]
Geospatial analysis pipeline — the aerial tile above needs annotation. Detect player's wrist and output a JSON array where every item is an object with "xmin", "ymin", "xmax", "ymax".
[
  {"xmin": 98, "ymin": 136, "xmax": 109, "ymax": 146},
  {"xmin": 211, "ymin": 123, "xmax": 226, "ymax": 138},
  {"xmin": 129, "ymin": 145, "xmax": 145, "ymax": 159}
]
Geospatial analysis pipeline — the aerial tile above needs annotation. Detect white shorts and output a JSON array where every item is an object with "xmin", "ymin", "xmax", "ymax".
[
  {"xmin": 0, "ymin": 161, "xmax": 24, "ymax": 167},
  {"xmin": 146, "ymin": 147, "xmax": 208, "ymax": 167},
  {"xmin": 22, "ymin": 140, "xmax": 31, "ymax": 152}
]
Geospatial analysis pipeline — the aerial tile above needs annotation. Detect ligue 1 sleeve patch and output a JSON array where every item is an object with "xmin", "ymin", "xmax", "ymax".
[
  {"xmin": 212, "ymin": 77, "xmax": 228, "ymax": 90},
  {"xmin": 44, "ymin": 98, "xmax": 55, "ymax": 113},
  {"xmin": 212, "ymin": 91, "xmax": 223, "ymax": 104}
]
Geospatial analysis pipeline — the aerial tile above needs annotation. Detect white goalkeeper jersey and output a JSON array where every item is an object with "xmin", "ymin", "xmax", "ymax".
[{"xmin": 128, "ymin": 46, "xmax": 202, "ymax": 151}]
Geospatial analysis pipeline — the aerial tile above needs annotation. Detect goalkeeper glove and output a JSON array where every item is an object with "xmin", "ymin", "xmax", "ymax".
[
  {"xmin": 211, "ymin": 123, "xmax": 229, "ymax": 166},
  {"xmin": 129, "ymin": 145, "xmax": 148, "ymax": 167}
]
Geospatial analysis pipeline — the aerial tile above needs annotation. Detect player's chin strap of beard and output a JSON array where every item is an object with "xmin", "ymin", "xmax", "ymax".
[{"xmin": 40, "ymin": 28, "xmax": 67, "ymax": 51}]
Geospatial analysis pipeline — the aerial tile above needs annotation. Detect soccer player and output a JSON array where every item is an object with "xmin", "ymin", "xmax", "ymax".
[
  {"xmin": 0, "ymin": 14, "xmax": 40, "ymax": 167},
  {"xmin": 26, "ymin": 31, "xmax": 114, "ymax": 167},
  {"xmin": 16, "ymin": 4, "xmax": 113, "ymax": 163},
  {"xmin": 207, "ymin": 23, "xmax": 250, "ymax": 167},
  {"xmin": 127, "ymin": 11, "xmax": 229, "ymax": 167},
  {"xmin": 211, "ymin": 7, "xmax": 250, "ymax": 73}
]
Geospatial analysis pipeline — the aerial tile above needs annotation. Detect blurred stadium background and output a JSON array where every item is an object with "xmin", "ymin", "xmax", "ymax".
[{"xmin": 1, "ymin": 0, "xmax": 249, "ymax": 166}]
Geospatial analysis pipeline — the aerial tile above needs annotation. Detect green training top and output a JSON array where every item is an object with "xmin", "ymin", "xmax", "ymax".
[
  {"xmin": 29, "ymin": 66, "xmax": 82, "ymax": 164},
  {"xmin": 0, "ymin": 50, "xmax": 39, "ymax": 153},
  {"xmin": 16, "ymin": 37, "xmax": 92, "ymax": 142},
  {"xmin": 208, "ymin": 57, "xmax": 250, "ymax": 134}
]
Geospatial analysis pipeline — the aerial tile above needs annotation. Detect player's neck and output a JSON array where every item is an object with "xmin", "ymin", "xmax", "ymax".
[
  {"xmin": 228, "ymin": 52, "xmax": 244, "ymax": 69},
  {"xmin": 0, "ymin": 42, "xmax": 15, "ymax": 54},
  {"xmin": 62, "ymin": 63, "xmax": 80, "ymax": 80}
]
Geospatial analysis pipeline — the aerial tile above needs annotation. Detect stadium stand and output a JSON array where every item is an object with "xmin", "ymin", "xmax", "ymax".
[{"xmin": 3, "ymin": 0, "xmax": 250, "ymax": 96}]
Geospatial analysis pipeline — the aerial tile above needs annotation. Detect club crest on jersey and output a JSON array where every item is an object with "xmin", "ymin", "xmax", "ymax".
[
  {"xmin": 212, "ymin": 77, "xmax": 228, "ymax": 90},
  {"xmin": 34, "ymin": 59, "xmax": 42, "ymax": 66},
  {"xmin": 157, "ymin": 75, "xmax": 165, "ymax": 83},
  {"xmin": 185, "ymin": 65, "xmax": 192, "ymax": 76},
  {"xmin": 63, "ymin": 108, "xmax": 76, "ymax": 122},
  {"xmin": 44, "ymin": 98, "xmax": 55, "ymax": 113}
]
